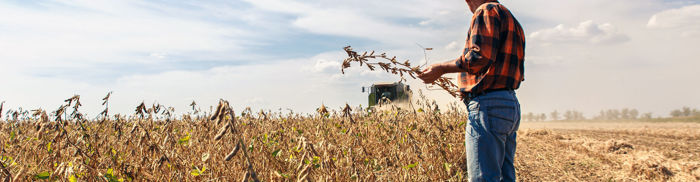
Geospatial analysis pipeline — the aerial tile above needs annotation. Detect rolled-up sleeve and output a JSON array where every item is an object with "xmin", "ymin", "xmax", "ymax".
[{"xmin": 455, "ymin": 5, "xmax": 502, "ymax": 74}]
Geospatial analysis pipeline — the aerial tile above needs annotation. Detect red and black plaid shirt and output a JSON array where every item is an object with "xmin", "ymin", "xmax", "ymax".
[{"xmin": 455, "ymin": 1, "xmax": 525, "ymax": 95}]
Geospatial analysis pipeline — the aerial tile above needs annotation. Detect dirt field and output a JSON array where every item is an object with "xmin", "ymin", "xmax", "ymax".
[{"xmin": 517, "ymin": 121, "xmax": 700, "ymax": 181}]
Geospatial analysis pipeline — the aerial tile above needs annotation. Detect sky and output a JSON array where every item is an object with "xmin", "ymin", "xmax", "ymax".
[{"xmin": 1, "ymin": 0, "xmax": 699, "ymax": 118}]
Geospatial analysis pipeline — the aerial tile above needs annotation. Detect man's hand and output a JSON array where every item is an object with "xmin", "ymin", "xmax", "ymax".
[{"xmin": 418, "ymin": 63, "xmax": 446, "ymax": 84}]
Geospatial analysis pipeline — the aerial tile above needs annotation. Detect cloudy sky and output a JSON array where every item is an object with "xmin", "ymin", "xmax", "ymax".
[{"xmin": 1, "ymin": 0, "xmax": 699, "ymax": 118}]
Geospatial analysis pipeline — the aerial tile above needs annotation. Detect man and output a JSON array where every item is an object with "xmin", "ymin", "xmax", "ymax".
[{"xmin": 418, "ymin": 0, "xmax": 525, "ymax": 181}]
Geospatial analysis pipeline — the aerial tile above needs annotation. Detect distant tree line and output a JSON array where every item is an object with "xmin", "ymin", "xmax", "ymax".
[
  {"xmin": 522, "ymin": 112, "xmax": 548, "ymax": 121},
  {"xmin": 523, "ymin": 110, "xmax": 587, "ymax": 121},
  {"xmin": 522, "ymin": 107, "xmax": 699, "ymax": 122},
  {"xmin": 593, "ymin": 108, "xmax": 645, "ymax": 120},
  {"xmin": 669, "ymin": 107, "xmax": 700, "ymax": 118}
]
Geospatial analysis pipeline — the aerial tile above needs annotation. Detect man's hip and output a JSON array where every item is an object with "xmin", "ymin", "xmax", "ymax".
[{"xmin": 463, "ymin": 89, "xmax": 520, "ymax": 139}]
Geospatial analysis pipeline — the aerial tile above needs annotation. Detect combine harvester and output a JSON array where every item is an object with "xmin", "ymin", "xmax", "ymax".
[{"xmin": 362, "ymin": 82, "xmax": 413, "ymax": 110}]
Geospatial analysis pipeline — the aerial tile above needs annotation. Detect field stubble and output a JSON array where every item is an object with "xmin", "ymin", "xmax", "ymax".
[{"xmin": 518, "ymin": 121, "xmax": 700, "ymax": 181}]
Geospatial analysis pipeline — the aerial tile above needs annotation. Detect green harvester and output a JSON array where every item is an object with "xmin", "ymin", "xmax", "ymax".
[{"xmin": 363, "ymin": 82, "xmax": 412, "ymax": 107}]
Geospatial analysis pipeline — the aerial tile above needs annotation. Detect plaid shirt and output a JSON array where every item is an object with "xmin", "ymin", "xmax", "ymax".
[{"xmin": 454, "ymin": 1, "xmax": 525, "ymax": 95}]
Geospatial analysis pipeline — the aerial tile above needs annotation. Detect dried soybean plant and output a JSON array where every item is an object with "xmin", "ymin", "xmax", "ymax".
[
  {"xmin": 31, "ymin": 108, "xmax": 49, "ymax": 122},
  {"xmin": 341, "ymin": 46, "xmax": 460, "ymax": 97},
  {"xmin": 0, "ymin": 101, "xmax": 4, "ymax": 120},
  {"xmin": 64, "ymin": 95, "xmax": 83, "ymax": 120},
  {"xmin": 210, "ymin": 99, "xmax": 260, "ymax": 182},
  {"xmin": 53, "ymin": 104, "xmax": 68, "ymax": 122},
  {"xmin": 100, "ymin": 91, "xmax": 113, "ymax": 120},
  {"xmin": 135, "ymin": 101, "xmax": 147, "ymax": 119},
  {"xmin": 190, "ymin": 101, "xmax": 200, "ymax": 115},
  {"xmin": 342, "ymin": 103, "xmax": 354, "ymax": 123},
  {"xmin": 317, "ymin": 104, "xmax": 329, "ymax": 117}
]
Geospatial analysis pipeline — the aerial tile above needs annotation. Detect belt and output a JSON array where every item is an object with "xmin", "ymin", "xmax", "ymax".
[{"xmin": 463, "ymin": 88, "xmax": 512, "ymax": 101}]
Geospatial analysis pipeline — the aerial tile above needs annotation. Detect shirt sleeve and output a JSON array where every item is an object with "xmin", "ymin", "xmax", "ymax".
[{"xmin": 455, "ymin": 5, "xmax": 502, "ymax": 74}]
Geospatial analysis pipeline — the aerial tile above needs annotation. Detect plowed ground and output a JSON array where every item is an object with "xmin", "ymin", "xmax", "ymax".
[{"xmin": 517, "ymin": 121, "xmax": 700, "ymax": 182}]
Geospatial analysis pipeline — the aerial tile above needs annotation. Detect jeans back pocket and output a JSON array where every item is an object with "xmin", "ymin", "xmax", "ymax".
[{"xmin": 486, "ymin": 105, "xmax": 517, "ymax": 135}]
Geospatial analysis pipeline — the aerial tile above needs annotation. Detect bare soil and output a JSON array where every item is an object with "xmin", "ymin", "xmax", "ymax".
[{"xmin": 517, "ymin": 121, "xmax": 700, "ymax": 181}]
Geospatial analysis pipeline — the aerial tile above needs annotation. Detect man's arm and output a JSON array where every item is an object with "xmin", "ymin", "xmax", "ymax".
[
  {"xmin": 419, "ymin": 5, "xmax": 502, "ymax": 83},
  {"xmin": 417, "ymin": 60, "xmax": 462, "ymax": 84},
  {"xmin": 456, "ymin": 4, "xmax": 502, "ymax": 74}
]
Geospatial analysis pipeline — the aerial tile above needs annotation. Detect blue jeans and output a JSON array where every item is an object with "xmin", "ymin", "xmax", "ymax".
[{"xmin": 464, "ymin": 90, "xmax": 520, "ymax": 182}]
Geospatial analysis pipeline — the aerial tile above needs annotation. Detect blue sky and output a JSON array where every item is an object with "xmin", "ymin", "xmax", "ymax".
[{"xmin": 1, "ymin": 0, "xmax": 699, "ymax": 118}]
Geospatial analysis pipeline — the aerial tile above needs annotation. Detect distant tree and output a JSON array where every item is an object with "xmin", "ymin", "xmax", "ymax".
[
  {"xmin": 619, "ymin": 108, "xmax": 640, "ymax": 120},
  {"xmin": 564, "ymin": 110, "xmax": 573, "ymax": 120},
  {"xmin": 540, "ymin": 113, "xmax": 547, "ymax": 121},
  {"xmin": 621, "ymin": 108, "xmax": 630, "ymax": 120},
  {"xmin": 670, "ymin": 109, "xmax": 683, "ymax": 117},
  {"xmin": 629, "ymin": 109, "xmax": 639, "ymax": 120},
  {"xmin": 550, "ymin": 110, "xmax": 560, "ymax": 121},
  {"xmin": 606, "ymin": 109, "xmax": 621, "ymax": 120},
  {"xmin": 641, "ymin": 112, "xmax": 653, "ymax": 120},
  {"xmin": 525, "ymin": 112, "xmax": 536, "ymax": 122},
  {"xmin": 682, "ymin": 107, "xmax": 692, "ymax": 117}
]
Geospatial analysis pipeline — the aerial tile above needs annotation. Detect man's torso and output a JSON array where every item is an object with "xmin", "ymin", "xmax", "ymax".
[{"xmin": 458, "ymin": 2, "xmax": 526, "ymax": 96}]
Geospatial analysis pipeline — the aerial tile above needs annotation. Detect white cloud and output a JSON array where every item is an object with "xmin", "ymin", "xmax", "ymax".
[
  {"xmin": 241, "ymin": 0, "xmax": 465, "ymax": 46},
  {"xmin": 312, "ymin": 59, "xmax": 341, "ymax": 74},
  {"xmin": 0, "ymin": 1, "xmax": 261, "ymax": 72},
  {"xmin": 444, "ymin": 41, "xmax": 460, "ymax": 51},
  {"xmin": 292, "ymin": 10, "xmax": 430, "ymax": 46},
  {"xmin": 647, "ymin": 5, "xmax": 700, "ymax": 36},
  {"xmin": 238, "ymin": 0, "xmax": 312, "ymax": 14},
  {"xmin": 529, "ymin": 20, "xmax": 629, "ymax": 45},
  {"xmin": 149, "ymin": 53, "xmax": 168, "ymax": 60},
  {"xmin": 2, "ymin": 0, "xmax": 700, "ymax": 118}
]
